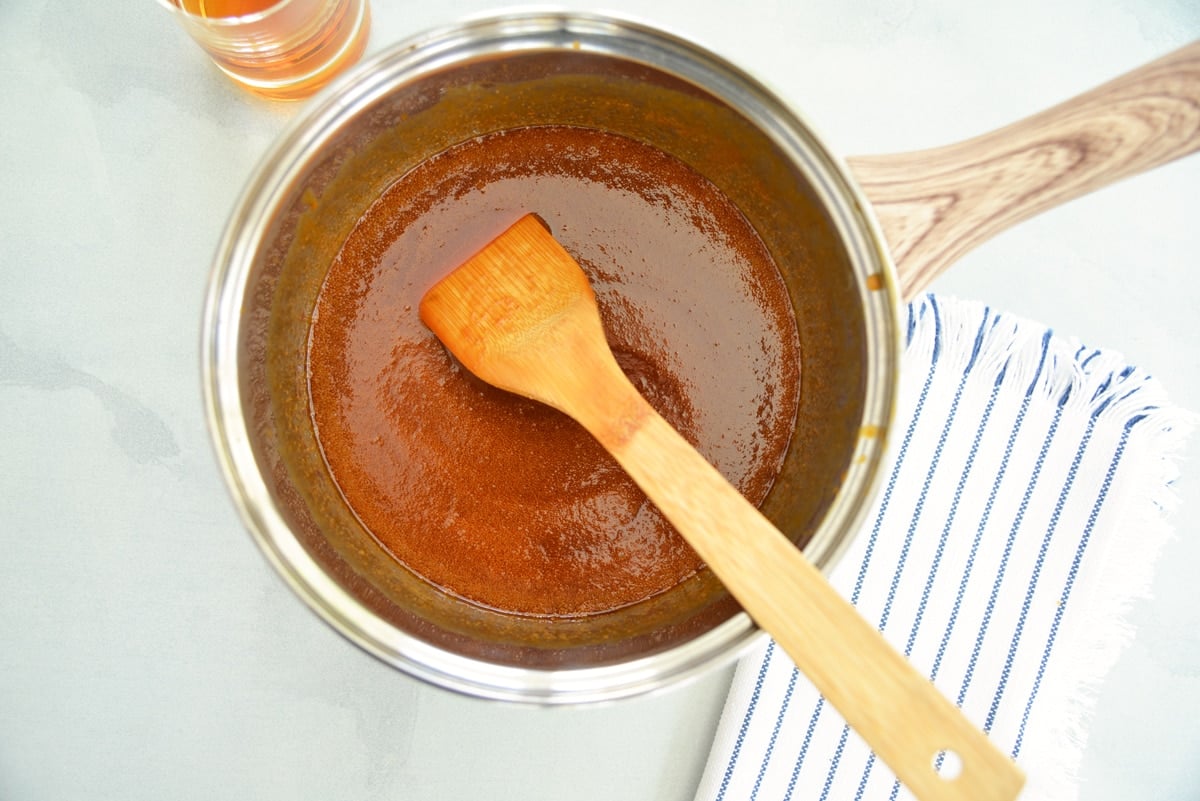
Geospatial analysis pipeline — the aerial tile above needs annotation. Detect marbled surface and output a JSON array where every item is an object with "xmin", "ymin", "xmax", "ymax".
[{"xmin": 1, "ymin": 1, "xmax": 1197, "ymax": 799}]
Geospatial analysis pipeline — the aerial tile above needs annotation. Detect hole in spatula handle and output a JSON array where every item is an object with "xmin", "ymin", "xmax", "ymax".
[{"xmin": 934, "ymin": 749, "xmax": 964, "ymax": 781}]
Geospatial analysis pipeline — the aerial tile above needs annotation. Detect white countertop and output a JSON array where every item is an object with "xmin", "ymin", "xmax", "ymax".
[{"xmin": 2, "ymin": 1, "xmax": 1197, "ymax": 798}]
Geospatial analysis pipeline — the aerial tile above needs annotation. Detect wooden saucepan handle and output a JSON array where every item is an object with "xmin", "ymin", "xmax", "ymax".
[{"xmin": 847, "ymin": 41, "xmax": 1200, "ymax": 300}]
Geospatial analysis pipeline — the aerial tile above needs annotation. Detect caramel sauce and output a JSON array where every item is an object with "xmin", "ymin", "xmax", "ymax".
[{"xmin": 307, "ymin": 125, "xmax": 801, "ymax": 617}]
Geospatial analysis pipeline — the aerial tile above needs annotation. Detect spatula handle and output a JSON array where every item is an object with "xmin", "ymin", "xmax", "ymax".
[
  {"xmin": 847, "ymin": 40, "xmax": 1200, "ymax": 300},
  {"xmin": 580, "ymin": 377, "xmax": 1024, "ymax": 801}
]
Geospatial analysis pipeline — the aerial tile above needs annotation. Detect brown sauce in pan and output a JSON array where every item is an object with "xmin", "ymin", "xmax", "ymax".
[{"xmin": 307, "ymin": 125, "xmax": 801, "ymax": 617}]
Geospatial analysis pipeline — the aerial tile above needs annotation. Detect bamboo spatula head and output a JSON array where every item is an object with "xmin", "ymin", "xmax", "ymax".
[{"xmin": 418, "ymin": 213, "xmax": 613, "ymax": 411}]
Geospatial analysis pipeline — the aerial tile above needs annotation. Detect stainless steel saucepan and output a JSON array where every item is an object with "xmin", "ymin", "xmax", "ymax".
[{"xmin": 202, "ymin": 12, "xmax": 1200, "ymax": 703}]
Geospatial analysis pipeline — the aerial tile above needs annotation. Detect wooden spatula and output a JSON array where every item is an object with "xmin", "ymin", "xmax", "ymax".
[{"xmin": 419, "ymin": 213, "xmax": 1024, "ymax": 801}]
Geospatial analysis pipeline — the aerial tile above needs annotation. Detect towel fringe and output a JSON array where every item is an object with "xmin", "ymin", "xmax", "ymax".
[
  {"xmin": 904, "ymin": 295, "xmax": 1192, "ymax": 427},
  {"xmin": 1036, "ymin": 405, "xmax": 1193, "ymax": 800}
]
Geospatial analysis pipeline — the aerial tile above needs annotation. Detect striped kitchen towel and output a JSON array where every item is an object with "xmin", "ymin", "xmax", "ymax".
[{"xmin": 694, "ymin": 294, "xmax": 1194, "ymax": 801}]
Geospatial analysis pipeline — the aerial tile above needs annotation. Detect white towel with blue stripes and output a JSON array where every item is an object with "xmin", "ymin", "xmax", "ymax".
[{"xmin": 694, "ymin": 294, "xmax": 1194, "ymax": 801}]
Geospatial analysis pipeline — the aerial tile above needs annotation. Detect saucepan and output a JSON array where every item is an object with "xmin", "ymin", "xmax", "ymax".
[{"xmin": 202, "ymin": 11, "xmax": 1200, "ymax": 703}]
